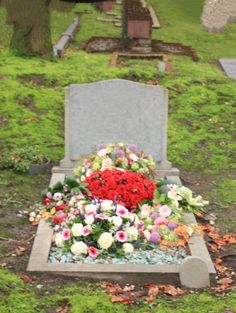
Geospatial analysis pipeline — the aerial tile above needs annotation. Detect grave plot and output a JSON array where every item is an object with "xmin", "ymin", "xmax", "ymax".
[{"xmin": 27, "ymin": 80, "xmax": 216, "ymax": 288}]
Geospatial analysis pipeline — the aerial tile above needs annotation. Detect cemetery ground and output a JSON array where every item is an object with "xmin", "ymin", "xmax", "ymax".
[{"xmin": 0, "ymin": 0, "xmax": 236, "ymax": 312}]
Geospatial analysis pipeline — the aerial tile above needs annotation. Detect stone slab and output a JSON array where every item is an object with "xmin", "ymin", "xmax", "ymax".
[
  {"xmin": 59, "ymin": 79, "xmax": 173, "ymax": 172},
  {"xmin": 219, "ymin": 59, "xmax": 236, "ymax": 78},
  {"xmin": 53, "ymin": 17, "xmax": 80, "ymax": 57}
]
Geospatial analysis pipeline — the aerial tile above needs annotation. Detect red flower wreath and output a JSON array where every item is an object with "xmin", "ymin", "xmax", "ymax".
[{"xmin": 84, "ymin": 169, "xmax": 156, "ymax": 210}]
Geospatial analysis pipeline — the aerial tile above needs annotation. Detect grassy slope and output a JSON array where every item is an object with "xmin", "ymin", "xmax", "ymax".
[{"xmin": 0, "ymin": 1, "xmax": 236, "ymax": 311}]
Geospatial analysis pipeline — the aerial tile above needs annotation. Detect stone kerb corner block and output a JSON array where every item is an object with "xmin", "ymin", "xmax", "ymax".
[{"xmin": 52, "ymin": 79, "xmax": 179, "ymax": 179}]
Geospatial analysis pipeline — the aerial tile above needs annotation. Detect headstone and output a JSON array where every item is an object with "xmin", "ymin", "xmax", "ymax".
[
  {"xmin": 202, "ymin": 0, "xmax": 236, "ymax": 32},
  {"xmin": 219, "ymin": 59, "xmax": 236, "ymax": 78},
  {"xmin": 53, "ymin": 79, "xmax": 179, "ymax": 178},
  {"xmin": 179, "ymin": 256, "xmax": 210, "ymax": 288}
]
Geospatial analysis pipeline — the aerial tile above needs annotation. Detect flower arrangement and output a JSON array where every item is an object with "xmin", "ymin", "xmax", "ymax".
[
  {"xmin": 74, "ymin": 143, "xmax": 156, "ymax": 180},
  {"xmin": 30, "ymin": 143, "xmax": 209, "ymax": 263},
  {"xmin": 84, "ymin": 169, "xmax": 156, "ymax": 210}
]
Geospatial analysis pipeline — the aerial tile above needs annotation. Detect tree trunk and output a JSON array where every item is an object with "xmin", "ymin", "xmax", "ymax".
[{"xmin": 4, "ymin": 0, "xmax": 52, "ymax": 56}]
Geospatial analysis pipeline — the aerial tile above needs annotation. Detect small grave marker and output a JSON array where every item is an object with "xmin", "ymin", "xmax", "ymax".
[{"xmin": 219, "ymin": 59, "xmax": 236, "ymax": 78}]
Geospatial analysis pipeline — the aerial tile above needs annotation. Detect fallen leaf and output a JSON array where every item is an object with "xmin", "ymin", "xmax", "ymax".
[
  {"xmin": 111, "ymin": 295, "xmax": 133, "ymax": 305},
  {"xmin": 19, "ymin": 274, "xmax": 33, "ymax": 284},
  {"xmin": 55, "ymin": 305, "xmax": 69, "ymax": 313},
  {"xmin": 162, "ymin": 285, "xmax": 185, "ymax": 296},
  {"xmin": 0, "ymin": 262, "xmax": 7, "ymax": 268},
  {"xmin": 15, "ymin": 246, "xmax": 26, "ymax": 256},
  {"xmin": 218, "ymin": 277, "xmax": 233, "ymax": 285}
]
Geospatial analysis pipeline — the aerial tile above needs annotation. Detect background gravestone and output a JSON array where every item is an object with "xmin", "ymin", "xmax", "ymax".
[{"xmin": 53, "ymin": 79, "xmax": 179, "ymax": 177}]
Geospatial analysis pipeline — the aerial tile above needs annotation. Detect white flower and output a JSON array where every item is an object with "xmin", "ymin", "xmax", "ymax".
[
  {"xmin": 140, "ymin": 204, "xmax": 151, "ymax": 218},
  {"xmin": 187, "ymin": 226, "xmax": 194, "ymax": 236},
  {"xmin": 111, "ymin": 216, "xmax": 123, "ymax": 228},
  {"xmin": 129, "ymin": 153, "xmax": 139, "ymax": 162},
  {"xmin": 54, "ymin": 233, "xmax": 64, "ymax": 247},
  {"xmin": 159, "ymin": 205, "xmax": 172, "ymax": 217},
  {"xmin": 98, "ymin": 148, "xmax": 107, "ymax": 157},
  {"xmin": 80, "ymin": 175, "xmax": 86, "ymax": 181},
  {"xmin": 123, "ymin": 243, "xmax": 134, "ymax": 254},
  {"xmin": 53, "ymin": 193, "xmax": 62, "ymax": 201},
  {"xmin": 97, "ymin": 232, "xmax": 113, "ymax": 249},
  {"xmin": 189, "ymin": 195, "xmax": 209, "ymax": 207},
  {"xmin": 167, "ymin": 185, "xmax": 182, "ymax": 201},
  {"xmin": 101, "ymin": 157, "xmax": 113, "ymax": 170},
  {"xmin": 178, "ymin": 186, "xmax": 193, "ymax": 200},
  {"xmin": 85, "ymin": 169, "xmax": 93, "ymax": 177},
  {"xmin": 71, "ymin": 241, "xmax": 88, "ymax": 255},
  {"xmin": 85, "ymin": 204, "xmax": 97, "ymax": 214},
  {"xmin": 127, "ymin": 226, "xmax": 138, "ymax": 241},
  {"xmin": 71, "ymin": 223, "xmax": 83, "ymax": 237},
  {"xmin": 143, "ymin": 230, "xmax": 151, "ymax": 240},
  {"xmin": 101, "ymin": 200, "xmax": 113, "ymax": 211},
  {"xmin": 85, "ymin": 214, "xmax": 95, "ymax": 225}
]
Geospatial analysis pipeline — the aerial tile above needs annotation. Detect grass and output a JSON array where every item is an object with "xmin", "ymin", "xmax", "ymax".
[
  {"xmin": 0, "ymin": 269, "xmax": 236, "ymax": 313},
  {"xmin": 0, "ymin": 0, "xmax": 236, "ymax": 311}
]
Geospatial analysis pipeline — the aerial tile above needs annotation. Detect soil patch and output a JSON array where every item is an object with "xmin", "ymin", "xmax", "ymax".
[{"xmin": 18, "ymin": 74, "xmax": 61, "ymax": 88}]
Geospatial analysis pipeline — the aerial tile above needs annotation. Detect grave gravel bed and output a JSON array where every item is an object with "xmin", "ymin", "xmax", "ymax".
[{"xmin": 49, "ymin": 246, "xmax": 187, "ymax": 265}]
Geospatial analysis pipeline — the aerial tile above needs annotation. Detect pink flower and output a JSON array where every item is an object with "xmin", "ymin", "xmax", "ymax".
[
  {"xmin": 62, "ymin": 228, "xmax": 70, "ymax": 241},
  {"xmin": 88, "ymin": 246, "xmax": 99, "ymax": 258},
  {"xmin": 116, "ymin": 205, "xmax": 129, "ymax": 217},
  {"xmin": 154, "ymin": 217, "xmax": 168, "ymax": 226},
  {"xmin": 95, "ymin": 213, "xmax": 109, "ymax": 220},
  {"xmin": 116, "ymin": 230, "xmax": 128, "ymax": 242},
  {"xmin": 81, "ymin": 226, "xmax": 91, "ymax": 236},
  {"xmin": 159, "ymin": 205, "xmax": 172, "ymax": 217}
]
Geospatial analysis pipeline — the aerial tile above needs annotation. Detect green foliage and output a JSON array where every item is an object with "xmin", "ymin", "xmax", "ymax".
[{"xmin": 0, "ymin": 145, "xmax": 48, "ymax": 172}]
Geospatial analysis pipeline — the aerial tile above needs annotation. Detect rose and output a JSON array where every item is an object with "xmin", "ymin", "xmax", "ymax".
[
  {"xmin": 71, "ymin": 241, "xmax": 88, "ymax": 255},
  {"xmin": 123, "ymin": 243, "xmax": 134, "ymax": 254},
  {"xmin": 71, "ymin": 223, "xmax": 83, "ymax": 237},
  {"xmin": 97, "ymin": 232, "xmax": 113, "ymax": 249}
]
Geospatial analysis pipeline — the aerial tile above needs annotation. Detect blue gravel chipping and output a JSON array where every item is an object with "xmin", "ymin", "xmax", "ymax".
[{"xmin": 49, "ymin": 246, "xmax": 187, "ymax": 265}]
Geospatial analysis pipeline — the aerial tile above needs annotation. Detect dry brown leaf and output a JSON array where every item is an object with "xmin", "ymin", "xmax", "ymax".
[
  {"xmin": 218, "ymin": 277, "xmax": 233, "ymax": 285},
  {"xmin": 19, "ymin": 274, "xmax": 33, "ymax": 284},
  {"xmin": 111, "ymin": 295, "xmax": 133, "ymax": 305},
  {"xmin": 15, "ymin": 246, "xmax": 26, "ymax": 256},
  {"xmin": 55, "ymin": 305, "xmax": 69, "ymax": 313}
]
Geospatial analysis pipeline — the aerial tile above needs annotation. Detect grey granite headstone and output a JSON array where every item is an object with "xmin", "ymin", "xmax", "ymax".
[
  {"xmin": 219, "ymin": 59, "xmax": 236, "ymax": 78},
  {"xmin": 54, "ymin": 79, "xmax": 179, "ymax": 177},
  {"xmin": 179, "ymin": 256, "xmax": 210, "ymax": 288}
]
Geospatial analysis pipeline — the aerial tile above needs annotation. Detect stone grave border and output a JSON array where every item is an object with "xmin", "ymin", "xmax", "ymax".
[
  {"xmin": 27, "ymin": 173, "xmax": 216, "ymax": 288},
  {"xmin": 53, "ymin": 16, "xmax": 80, "ymax": 58}
]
